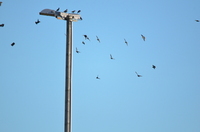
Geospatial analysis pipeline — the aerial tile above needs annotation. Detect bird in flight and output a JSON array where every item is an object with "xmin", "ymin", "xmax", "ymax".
[
  {"xmin": 11, "ymin": 42, "xmax": 15, "ymax": 46},
  {"xmin": 35, "ymin": 19, "xmax": 40, "ymax": 24},
  {"xmin": 64, "ymin": 9, "xmax": 68, "ymax": 13},
  {"xmin": 56, "ymin": 8, "xmax": 60, "ymax": 11},
  {"xmin": 77, "ymin": 10, "xmax": 81, "ymax": 13},
  {"xmin": 83, "ymin": 35, "xmax": 90, "ymax": 41},
  {"xmin": 152, "ymin": 65, "xmax": 156, "ymax": 69},
  {"xmin": 96, "ymin": 36, "xmax": 100, "ymax": 42},
  {"xmin": 72, "ymin": 10, "xmax": 76, "ymax": 13},
  {"xmin": 135, "ymin": 72, "xmax": 142, "ymax": 77},
  {"xmin": 96, "ymin": 75, "xmax": 100, "ymax": 79},
  {"xmin": 0, "ymin": 2, "xmax": 2, "ymax": 6},
  {"xmin": 124, "ymin": 39, "xmax": 128, "ymax": 46},
  {"xmin": 0, "ymin": 24, "xmax": 4, "ymax": 27},
  {"xmin": 110, "ymin": 54, "xmax": 114, "ymax": 60},
  {"xmin": 76, "ymin": 47, "xmax": 80, "ymax": 53},
  {"xmin": 141, "ymin": 34, "xmax": 145, "ymax": 41},
  {"xmin": 195, "ymin": 20, "xmax": 199, "ymax": 22},
  {"xmin": 82, "ymin": 41, "xmax": 85, "ymax": 45}
]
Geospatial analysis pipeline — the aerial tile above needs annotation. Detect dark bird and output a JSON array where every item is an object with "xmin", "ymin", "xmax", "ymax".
[
  {"xmin": 76, "ymin": 47, "xmax": 80, "ymax": 53},
  {"xmin": 96, "ymin": 36, "xmax": 100, "ymax": 42},
  {"xmin": 96, "ymin": 75, "xmax": 100, "ymax": 79},
  {"xmin": 80, "ymin": 17, "xmax": 83, "ymax": 20},
  {"xmin": 72, "ymin": 10, "xmax": 76, "ymax": 13},
  {"xmin": 135, "ymin": 72, "xmax": 142, "ymax": 77},
  {"xmin": 83, "ymin": 35, "xmax": 90, "ymax": 41},
  {"xmin": 56, "ymin": 8, "xmax": 60, "ymax": 11},
  {"xmin": 64, "ymin": 9, "xmax": 68, "ymax": 13},
  {"xmin": 195, "ymin": 20, "xmax": 199, "ymax": 22},
  {"xmin": 0, "ymin": 24, "xmax": 4, "ymax": 27},
  {"xmin": 0, "ymin": 2, "xmax": 2, "ymax": 6},
  {"xmin": 152, "ymin": 65, "xmax": 156, "ymax": 69},
  {"xmin": 11, "ymin": 42, "xmax": 15, "ymax": 46},
  {"xmin": 124, "ymin": 39, "xmax": 128, "ymax": 46},
  {"xmin": 110, "ymin": 54, "xmax": 114, "ymax": 60},
  {"xmin": 35, "ymin": 19, "xmax": 40, "ymax": 24},
  {"xmin": 77, "ymin": 10, "xmax": 81, "ymax": 13},
  {"xmin": 82, "ymin": 41, "xmax": 85, "ymax": 45},
  {"xmin": 141, "ymin": 34, "xmax": 145, "ymax": 41}
]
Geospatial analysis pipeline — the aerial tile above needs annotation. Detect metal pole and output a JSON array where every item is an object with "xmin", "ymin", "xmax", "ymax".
[{"xmin": 65, "ymin": 17, "xmax": 72, "ymax": 132}]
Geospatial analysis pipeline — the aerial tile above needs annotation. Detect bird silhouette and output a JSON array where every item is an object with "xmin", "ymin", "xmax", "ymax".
[
  {"xmin": 0, "ymin": 24, "xmax": 4, "ymax": 27},
  {"xmin": 64, "ymin": 9, "xmax": 68, "ymax": 13},
  {"xmin": 82, "ymin": 41, "xmax": 85, "ymax": 45},
  {"xmin": 110, "ymin": 54, "xmax": 114, "ymax": 60},
  {"xmin": 76, "ymin": 47, "xmax": 80, "ymax": 53},
  {"xmin": 124, "ymin": 39, "xmax": 128, "ymax": 46},
  {"xmin": 135, "ymin": 72, "xmax": 142, "ymax": 77},
  {"xmin": 96, "ymin": 75, "xmax": 100, "ymax": 79},
  {"xmin": 72, "ymin": 10, "xmax": 76, "ymax": 13},
  {"xmin": 56, "ymin": 8, "xmax": 60, "ymax": 11},
  {"xmin": 195, "ymin": 20, "xmax": 199, "ymax": 22},
  {"xmin": 11, "ymin": 42, "xmax": 15, "ymax": 46},
  {"xmin": 96, "ymin": 36, "xmax": 100, "ymax": 42},
  {"xmin": 35, "ymin": 19, "xmax": 40, "ymax": 24},
  {"xmin": 0, "ymin": 2, "xmax": 2, "ymax": 6},
  {"xmin": 83, "ymin": 35, "xmax": 90, "ymax": 41},
  {"xmin": 77, "ymin": 10, "xmax": 81, "ymax": 13},
  {"xmin": 141, "ymin": 34, "xmax": 145, "ymax": 41},
  {"xmin": 152, "ymin": 65, "xmax": 156, "ymax": 69}
]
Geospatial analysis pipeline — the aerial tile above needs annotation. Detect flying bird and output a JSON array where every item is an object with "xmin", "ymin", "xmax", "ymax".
[
  {"xmin": 124, "ymin": 39, "xmax": 128, "ymax": 46},
  {"xmin": 82, "ymin": 41, "xmax": 85, "ymax": 45},
  {"xmin": 35, "ymin": 19, "xmax": 40, "ymax": 24},
  {"xmin": 72, "ymin": 10, "xmax": 76, "ymax": 13},
  {"xmin": 96, "ymin": 75, "xmax": 100, "ymax": 79},
  {"xmin": 0, "ymin": 2, "xmax": 2, "ymax": 6},
  {"xmin": 83, "ymin": 35, "xmax": 90, "ymax": 41},
  {"xmin": 56, "ymin": 8, "xmax": 60, "ymax": 11},
  {"xmin": 96, "ymin": 36, "xmax": 100, "ymax": 42},
  {"xmin": 110, "ymin": 54, "xmax": 114, "ymax": 60},
  {"xmin": 64, "ymin": 9, "xmax": 68, "ymax": 13},
  {"xmin": 141, "ymin": 34, "xmax": 145, "ymax": 41},
  {"xmin": 11, "ymin": 42, "xmax": 15, "ymax": 46},
  {"xmin": 135, "ymin": 72, "xmax": 142, "ymax": 77},
  {"xmin": 76, "ymin": 47, "xmax": 80, "ymax": 53},
  {"xmin": 0, "ymin": 24, "xmax": 4, "ymax": 27},
  {"xmin": 77, "ymin": 10, "xmax": 81, "ymax": 13},
  {"xmin": 152, "ymin": 65, "xmax": 156, "ymax": 69},
  {"xmin": 195, "ymin": 20, "xmax": 199, "ymax": 22}
]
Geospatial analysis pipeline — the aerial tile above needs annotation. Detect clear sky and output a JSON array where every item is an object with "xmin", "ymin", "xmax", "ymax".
[{"xmin": 1, "ymin": 0, "xmax": 200, "ymax": 132}]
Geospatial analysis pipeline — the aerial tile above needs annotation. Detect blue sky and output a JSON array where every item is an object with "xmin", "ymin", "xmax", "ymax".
[{"xmin": 1, "ymin": 0, "xmax": 200, "ymax": 132}]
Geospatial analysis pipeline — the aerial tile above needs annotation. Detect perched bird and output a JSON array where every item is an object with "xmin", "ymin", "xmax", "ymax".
[
  {"xmin": 64, "ymin": 9, "xmax": 68, "ymax": 13},
  {"xmin": 0, "ymin": 24, "xmax": 4, "ymax": 27},
  {"xmin": 135, "ymin": 72, "xmax": 142, "ymax": 77},
  {"xmin": 77, "ymin": 10, "xmax": 81, "ymax": 13},
  {"xmin": 56, "ymin": 8, "xmax": 60, "ymax": 11},
  {"xmin": 72, "ymin": 10, "xmax": 76, "ymax": 13},
  {"xmin": 110, "ymin": 54, "xmax": 114, "ymax": 60},
  {"xmin": 35, "ymin": 19, "xmax": 40, "ymax": 24},
  {"xmin": 195, "ymin": 20, "xmax": 199, "ymax": 22},
  {"xmin": 141, "ymin": 34, "xmax": 145, "ymax": 41},
  {"xmin": 76, "ymin": 47, "xmax": 80, "ymax": 53},
  {"xmin": 82, "ymin": 41, "xmax": 85, "ymax": 45},
  {"xmin": 0, "ymin": 2, "xmax": 2, "ymax": 6},
  {"xmin": 96, "ymin": 75, "xmax": 100, "ymax": 79},
  {"xmin": 11, "ymin": 42, "xmax": 15, "ymax": 46},
  {"xmin": 152, "ymin": 65, "xmax": 156, "ymax": 69},
  {"xmin": 96, "ymin": 36, "xmax": 100, "ymax": 42},
  {"xmin": 124, "ymin": 39, "xmax": 128, "ymax": 46},
  {"xmin": 83, "ymin": 35, "xmax": 90, "ymax": 41}
]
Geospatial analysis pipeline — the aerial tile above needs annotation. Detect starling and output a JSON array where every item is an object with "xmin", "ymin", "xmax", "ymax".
[
  {"xmin": 0, "ymin": 24, "xmax": 4, "ymax": 27},
  {"xmin": 124, "ymin": 39, "xmax": 128, "ymax": 46},
  {"xmin": 11, "ymin": 42, "xmax": 15, "ymax": 46},
  {"xmin": 56, "ymin": 8, "xmax": 60, "ymax": 11},
  {"xmin": 76, "ymin": 47, "xmax": 80, "ymax": 53},
  {"xmin": 82, "ymin": 41, "xmax": 85, "ymax": 45},
  {"xmin": 96, "ymin": 75, "xmax": 100, "ymax": 79},
  {"xmin": 135, "ymin": 72, "xmax": 142, "ymax": 77},
  {"xmin": 141, "ymin": 34, "xmax": 145, "ymax": 41},
  {"xmin": 77, "ymin": 10, "xmax": 81, "ymax": 13},
  {"xmin": 110, "ymin": 54, "xmax": 114, "ymax": 60},
  {"xmin": 152, "ymin": 65, "xmax": 156, "ymax": 69},
  {"xmin": 96, "ymin": 36, "xmax": 100, "ymax": 42},
  {"xmin": 64, "ymin": 9, "xmax": 68, "ymax": 13},
  {"xmin": 83, "ymin": 35, "xmax": 90, "ymax": 41},
  {"xmin": 35, "ymin": 19, "xmax": 40, "ymax": 24},
  {"xmin": 72, "ymin": 10, "xmax": 76, "ymax": 13},
  {"xmin": 195, "ymin": 20, "xmax": 199, "ymax": 22}
]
